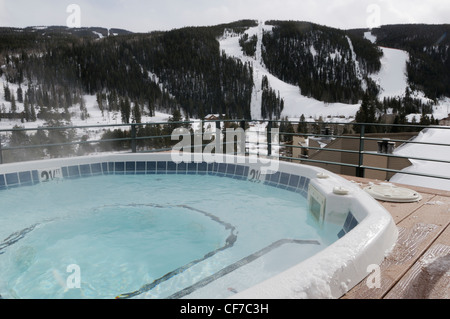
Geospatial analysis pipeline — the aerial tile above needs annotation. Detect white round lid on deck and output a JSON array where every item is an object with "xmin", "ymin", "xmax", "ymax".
[{"xmin": 364, "ymin": 184, "xmax": 422, "ymax": 203}]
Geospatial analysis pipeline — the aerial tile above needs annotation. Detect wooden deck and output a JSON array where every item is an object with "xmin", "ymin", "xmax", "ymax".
[{"xmin": 340, "ymin": 176, "xmax": 450, "ymax": 299}]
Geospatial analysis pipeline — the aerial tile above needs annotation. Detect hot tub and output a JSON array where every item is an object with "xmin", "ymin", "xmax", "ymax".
[{"xmin": 0, "ymin": 153, "xmax": 398, "ymax": 299}]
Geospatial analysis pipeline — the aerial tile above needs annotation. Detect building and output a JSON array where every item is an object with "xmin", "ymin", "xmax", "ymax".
[
  {"xmin": 439, "ymin": 114, "xmax": 450, "ymax": 126},
  {"xmin": 293, "ymin": 132, "xmax": 418, "ymax": 181},
  {"xmin": 204, "ymin": 114, "xmax": 225, "ymax": 121}
]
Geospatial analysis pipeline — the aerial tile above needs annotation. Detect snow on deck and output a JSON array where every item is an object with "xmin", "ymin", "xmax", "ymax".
[{"xmin": 342, "ymin": 176, "xmax": 450, "ymax": 299}]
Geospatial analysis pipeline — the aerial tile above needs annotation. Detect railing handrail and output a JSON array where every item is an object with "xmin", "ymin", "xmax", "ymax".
[{"xmin": 1, "ymin": 119, "xmax": 450, "ymax": 184}]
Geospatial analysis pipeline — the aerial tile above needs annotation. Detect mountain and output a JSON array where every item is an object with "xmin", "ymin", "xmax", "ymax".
[
  {"xmin": 261, "ymin": 20, "xmax": 383, "ymax": 104},
  {"xmin": 0, "ymin": 19, "xmax": 449, "ymax": 128},
  {"xmin": 371, "ymin": 24, "xmax": 450, "ymax": 100},
  {"xmin": 0, "ymin": 20, "xmax": 257, "ymax": 122}
]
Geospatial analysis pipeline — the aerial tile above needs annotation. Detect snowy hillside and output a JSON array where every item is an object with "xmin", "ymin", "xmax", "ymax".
[
  {"xmin": 220, "ymin": 24, "xmax": 450, "ymax": 191},
  {"xmin": 0, "ymin": 80, "xmax": 172, "ymax": 141},
  {"xmin": 220, "ymin": 22, "xmax": 361, "ymax": 122},
  {"xmin": 220, "ymin": 23, "xmax": 450, "ymax": 124},
  {"xmin": 365, "ymin": 30, "xmax": 450, "ymax": 119},
  {"xmin": 0, "ymin": 85, "xmax": 171, "ymax": 130}
]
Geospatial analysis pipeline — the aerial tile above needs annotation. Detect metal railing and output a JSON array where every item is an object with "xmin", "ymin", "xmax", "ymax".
[
  {"xmin": 272, "ymin": 121, "xmax": 450, "ymax": 183},
  {"xmin": 1, "ymin": 120, "xmax": 450, "ymax": 183}
]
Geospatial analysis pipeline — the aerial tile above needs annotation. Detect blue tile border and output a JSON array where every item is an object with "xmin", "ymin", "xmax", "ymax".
[
  {"xmin": 68, "ymin": 165, "xmax": 80, "ymax": 178},
  {"xmin": 147, "ymin": 161, "xmax": 156, "ymax": 173},
  {"xmin": 338, "ymin": 212, "xmax": 359, "ymax": 238},
  {"xmin": 5, "ymin": 173, "xmax": 19, "ymax": 187},
  {"xmin": 114, "ymin": 162, "xmax": 125, "ymax": 174},
  {"xmin": 91, "ymin": 163, "xmax": 102, "ymax": 176},
  {"xmin": 0, "ymin": 161, "xmax": 311, "ymax": 199},
  {"xmin": 80, "ymin": 164, "xmax": 91, "ymax": 177},
  {"xmin": 0, "ymin": 174, "xmax": 6, "ymax": 190},
  {"xmin": 136, "ymin": 161, "xmax": 146, "ymax": 174},
  {"xmin": 32, "ymin": 170, "xmax": 39, "ymax": 183},
  {"xmin": 126, "ymin": 162, "xmax": 136, "ymax": 174},
  {"xmin": 18, "ymin": 171, "xmax": 33, "ymax": 185}
]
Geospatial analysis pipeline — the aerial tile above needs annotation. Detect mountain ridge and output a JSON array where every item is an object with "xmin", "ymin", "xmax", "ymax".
[{"xmin": 0, "ymin": 19, "xmax": 449, "ymax": 127}]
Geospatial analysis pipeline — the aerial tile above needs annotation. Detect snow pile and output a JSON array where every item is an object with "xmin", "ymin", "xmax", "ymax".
[{"xmin": 391, "ymin": 128, "xmax": 450, "ymax": 191}]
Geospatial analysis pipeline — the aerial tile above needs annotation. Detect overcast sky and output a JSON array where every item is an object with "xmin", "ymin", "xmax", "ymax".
[{"xmin": 0, "ymin": 0, "xmax": 449, "ymax": 32}]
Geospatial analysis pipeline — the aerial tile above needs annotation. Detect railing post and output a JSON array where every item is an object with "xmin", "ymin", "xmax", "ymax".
[
  {"xmin": 357, "ymin": 123, "xmax": 365, "ymax": 178},
  {"xmin": 131, "ymin": 124, "xmax": 137, "ymax": 153},
  {"xmin": 267, "ymin": 121, "xmax": 272, "ymax": 157},
  {"xmin": 0, "ymin": 134, "xmax": 3, "ymax": 164},
  {"xmin": 240, "ymin": 120, "xmax": 246, "ymax": 131}
]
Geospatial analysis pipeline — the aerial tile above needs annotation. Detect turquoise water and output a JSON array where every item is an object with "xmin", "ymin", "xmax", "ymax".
[{"xmin": 0, "ymin": 174, "xmax": 339, "ymax": 299}]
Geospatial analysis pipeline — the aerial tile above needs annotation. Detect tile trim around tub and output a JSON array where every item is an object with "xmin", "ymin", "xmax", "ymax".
[
  {"xmin": 0, "ymin": 161, "xmax": 311, "ymax": 198},
  {"xmin": 337, "ymin": 212, "xmax": 359, "ymax": 239}
]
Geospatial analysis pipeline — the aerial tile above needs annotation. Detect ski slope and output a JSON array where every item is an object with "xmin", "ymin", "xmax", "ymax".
[
  {"xmin": 364, "ymin": 31, "xmax": 410, "ymax": 99},
  {"xmin": 219, "ymin": 22, "xmax": 361, "ymax": 122},
  {"xmin": 371, "ymin": 47, "xmax": 410, "ymax": 99}
]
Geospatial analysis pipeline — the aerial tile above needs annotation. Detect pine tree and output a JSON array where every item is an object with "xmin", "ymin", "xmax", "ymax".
[
  {"xmin": 24, "ymin": 96, "xmax": 30, "ymax": 122},
  {"xmin": 30, "ymin": 103, "xmax": 37, "ymax": 122},
  {"xmin": 132, "ymin": 101, "xmax": 142, "ymax": 124},
  {"xmin": 17, "ymin": 86, "xmax": 23, "ymax": 103},
  {"xmin": 285, "ymin": 120, "xmax": 295, "ymax": 143},
  {"xmin": 354, "ymin": 93, "xmax": 377, "ymax": 133},
  {"xmin": 3, "ymin": 84, "xmax": 10, "ymax": 102},
  {"xmin": 297, "ymin": 114, "xmax": 308, "ymax": 134},
  {"xmin": 10, "ymin": 93, "xmax": 17, "ymax": 114},
  {"xmin": 97, "ymin": 92, "xmax": 104, "ymax": 117},
  {"xmin": 147, "ymin": 99, "xmax": 155, "ymax": 117},
  {"xmin": 120, "ymin": 97, "xmax": 131, "ymax": 124}
]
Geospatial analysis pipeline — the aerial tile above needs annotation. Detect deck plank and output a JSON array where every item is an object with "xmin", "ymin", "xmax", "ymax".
[
  {"xmin": 384, "ymin": 235, "xmax": 450, "ymax": 299},
  {"xmin": 341, "ymin": 177, "xmax": 450, "ymax": 299},
  {"xmin": 379, "ymin": 193, "xmax": 436, "ymax": 223}
]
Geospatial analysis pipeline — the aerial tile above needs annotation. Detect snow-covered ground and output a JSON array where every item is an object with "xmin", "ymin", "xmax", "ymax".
[
  {"xmin": 0, "ymin": 81, "xmax": 173, "ymax": 146},
  {"xmin": 391, "ymin": 128, "xmax": 450, "ymax": 191}
]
